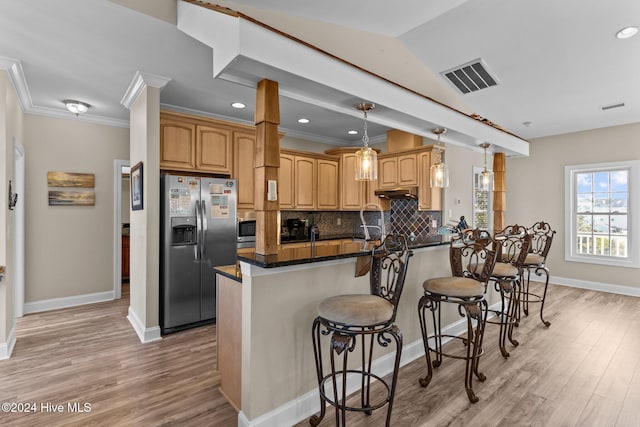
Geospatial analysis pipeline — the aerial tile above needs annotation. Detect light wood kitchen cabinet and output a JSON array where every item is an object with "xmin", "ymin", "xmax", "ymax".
[
  {"xmin": 160, "ymin": 118, "xmax": 196, "ymax": 170},
  {"xmin": 379, "ymin": 153, "xmax": 418, "ymax": 188},
  {"xmin": 196, "ymin": 125, "xmax": 232, "ymax": 174},
  {"xmin": 279, "ymin": 153, "xmax": 295, "ymax": 209},
  {"xmin": 418, "ymin": 150, "xmax": 442, "ymax": 210},
  {"xmin": 295, "ymin": 156, "xmax": 317, "ymax": 210},
  {"xmin": 313, "ymin": 240, "xmax": 342, "ymax": 257},
  {"xmin": 233, "ymin": 132, "xmax": 256, "ymax": 210},
  {"xmin": 317, "ymin": 159, "xmax": 339, "ymax": 210},
  {"xmin": 325, "ymin": 148, "xmax": 387, "ymax": 211}
]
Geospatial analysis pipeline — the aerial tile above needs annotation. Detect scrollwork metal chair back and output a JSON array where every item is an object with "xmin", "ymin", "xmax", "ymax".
[
  {"xmin": 450, "ymin": 230, "xmax": 497, "ymax": 286},
  {"xmin": 495, "ymin": 224, "xmax": 532, "ymax": 269},
  {"xmin": 369, "ymin": 233, "xmax": 413, "ymax": 323},
  {"xmin": 528, "ymin": 221, "xmax": 556, "ymax": 261}
]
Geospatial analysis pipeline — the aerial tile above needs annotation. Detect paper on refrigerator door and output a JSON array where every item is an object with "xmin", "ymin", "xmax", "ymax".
[
  {"xmin": 209, "ymin": 183, "xmax": 229, "ymax": 219},
  {"xmin": 169, "ymin": 188, "xmax": 192, "ymax": 215}
]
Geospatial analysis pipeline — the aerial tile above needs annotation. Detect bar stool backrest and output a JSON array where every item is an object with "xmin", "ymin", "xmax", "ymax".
[
  {"xmin": 495, "ymin": 224, "xmax": 533, "ymax": 269},
  {"xmin": 369, "ymin": 234, "xmax": 414, "ymax": 323},
  {"xmin": 451, "ymin": 229, "xmax": 497, "ymax": 285},
  {"xmin": 527, "ymin": 221, "xmax": 556, "ymax": 262}
]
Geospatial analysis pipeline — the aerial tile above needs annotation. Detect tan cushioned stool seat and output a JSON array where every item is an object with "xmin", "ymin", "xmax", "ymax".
[
  {"xmin": 423, "ymin": 276, "xmax": 484, "ymax": 298},
  {"xmin": 318, "ymin": 294, "xmax": 394, "ymax": 326},
  {"xmin": 476, "ymin": 262, "xmax": 518, "ymax": 278},
  {"xmin": 524, "ymin": 253, "xmax": 544, "ymax": 265}
]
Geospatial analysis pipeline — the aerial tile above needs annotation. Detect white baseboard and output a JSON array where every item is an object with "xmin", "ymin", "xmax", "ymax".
[
  {"xmin": 0, "ymin": 325, "xmax": 16, "ymax": 360},
  {"xmin": 238, "ymin": 302, "xmax": 500, "ymax": 427},
  {"xmin": 24, "ymin": 290, "xmax": 115, "ymax": 314},
  {"xmin": 127, "ymin": 306, "xmax": 162, "ymax": 343},
  {"xmin": 551, "ymin": 275, "xmax": 640, "ymax": 297}
]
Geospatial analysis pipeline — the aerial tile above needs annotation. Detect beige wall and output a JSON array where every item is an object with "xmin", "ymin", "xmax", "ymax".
[
  {"xmin": 0, "ymin": 70, "xmax": 23, "ymax": 344},
  {"xmin": 506, "ymin": 122, "xmax": 640, "ymax": 288},
  {"xmin": 22, "ymin": 115, "xmax": 129, "ymax": 302}
]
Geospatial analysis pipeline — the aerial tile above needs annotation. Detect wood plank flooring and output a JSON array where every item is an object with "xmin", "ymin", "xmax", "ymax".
[
  {"xmin": 1, "ymin": 282, "xmax": 638, "ymax": 426},
  {"xmin": 0, "ymin": 285, "xmax": 237, "ymax": 427},
  {"xmin": 298, "ymin": 282, "xmax": 640, "ymax": 427}
]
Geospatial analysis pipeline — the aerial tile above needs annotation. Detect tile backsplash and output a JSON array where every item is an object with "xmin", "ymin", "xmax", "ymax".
[{"xmin": 281, "ymin": 199, "xmax": 440, "ymax": 241}]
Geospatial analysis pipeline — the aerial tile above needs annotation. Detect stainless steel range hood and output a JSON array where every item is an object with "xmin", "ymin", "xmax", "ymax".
[{"xmin": 374, "ymin": 187, "xmax": 418, "ymax": 199}]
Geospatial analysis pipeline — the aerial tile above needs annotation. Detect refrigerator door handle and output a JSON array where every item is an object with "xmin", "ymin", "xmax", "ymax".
[
  {"xmin": 195, "ymin": 199, "xmax": 201, "ymax": 260},
  {"xmin": 201, "ymin": 200, "xmax": 208, "ymax": 258}
]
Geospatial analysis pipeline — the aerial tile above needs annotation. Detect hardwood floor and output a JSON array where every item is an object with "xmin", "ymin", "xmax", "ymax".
[
  {"xmin": 2, "ymin": 282, "xmax": 638, "ymax": 426},
  {"xmin": 0, "ymin": 284, "xmax": 237, "ymax": 427},
  {"xmin": 298, "ymin": 282, "xmax": 640, "ymax": 427}
]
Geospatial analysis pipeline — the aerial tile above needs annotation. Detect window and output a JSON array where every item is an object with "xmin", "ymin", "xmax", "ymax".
[
  {"xmin": 565, "ymin": 160, "xmax": 640, "ymax": 268},
  {"xmin": 472, "ymin": 166, "xmax": 492, "ymax": 230}
]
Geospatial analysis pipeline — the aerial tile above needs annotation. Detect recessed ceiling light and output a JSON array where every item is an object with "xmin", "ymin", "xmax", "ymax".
[
  {"xmin": 231, "ymin": 102, "xmax": 246, "ymax": 109},
  {"xmin": 616, "ymin": 26, "xmax": 638, "ymax": 39},
  {"xmin": 297, "ymin": 118, "xmax": 310, "ymax": 124},
  {"xmin": 522, "ymin": 121, "xmax": 532, "ymax": 127},
  {"xmin": 348, "ymin": 130, "xmax": 358, "ymax": 135}
]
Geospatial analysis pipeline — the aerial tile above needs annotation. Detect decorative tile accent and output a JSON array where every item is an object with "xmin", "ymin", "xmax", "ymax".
[{"xmin": 390, "ymin": 199, "xmax": 441, "ymax": 240}]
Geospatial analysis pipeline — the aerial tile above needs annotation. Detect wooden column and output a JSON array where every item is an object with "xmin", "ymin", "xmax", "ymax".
[
  {"xmin": 493, "ymin": 152, "xmax": 506, "ymax": 232},
  {"xmin": 254, "ymin": 79, "xmax": 280, "ymax": 255}
]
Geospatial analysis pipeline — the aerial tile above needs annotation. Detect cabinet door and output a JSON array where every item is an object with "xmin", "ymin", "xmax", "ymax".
[
  {"xmin": 364, "ymin": 178, "xmax": 389, "ymax": 211},
  {"xmin": 317, "ymin": 159, "xmax": 339, "ymax": 210},
  {"xmin": 418, "ymin": 151, "xmax": 442, "ymax": 210},
  {"xmin": 397, "ymin": 153, "xmax": 418, "ymax": 186},
  {"xmin": 233, "ymin": 132, "xmax": 256, "ymax": 210},
  {"xmin": 379, "ymin": 157, "xmax": 398, "ymax": 189},
  {"xmin": 160, "ymin": 119, "xmax": 196, "ymax": 170},
  {"xmin": 295, "ymin": 156, "xmax": 317, "ymax": 210},
  {"xmin": 196, "ymin": 125, "xmax": 232, "ymax": 174},
  {"xmin": 340, "ymin": 153, "xmax": 365, "ymax": 210},
  {"xmin": 314, "ymin": 241, "xmax": 341, "ymax": 257},
  {"xmin": 279, "ymin": 154, "xmax": 295, "ymax": 209}
]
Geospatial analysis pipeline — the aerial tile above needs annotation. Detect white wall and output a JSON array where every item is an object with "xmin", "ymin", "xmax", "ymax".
[
  {"xmin": 22, "ymin": 115, "xmax": 129, "ymax": 302},
  {"xmin": 506, "ymin": 122, "xmax": 640, "ymax": 289}
]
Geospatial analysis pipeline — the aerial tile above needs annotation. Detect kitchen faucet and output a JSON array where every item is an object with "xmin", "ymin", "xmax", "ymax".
[{"xmin": 359, "ymin": 203, "xmax": 386, "ymax": 250}]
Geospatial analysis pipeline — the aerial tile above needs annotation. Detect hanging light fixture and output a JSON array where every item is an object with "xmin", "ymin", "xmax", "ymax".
[
  {"xmin": 478, "ymin": 142, "xmax": 494, "ymax": 191},
  {"xmin": 430, "ymin": 128, "xmax": 449, "ymax": 188},
  {"xmin": 63, "ymin": 99, "xmax": 91, "ymax": 116},
  {"xmin": 354, "ymin": 102, "xmax": 377, "ymax": 181}
]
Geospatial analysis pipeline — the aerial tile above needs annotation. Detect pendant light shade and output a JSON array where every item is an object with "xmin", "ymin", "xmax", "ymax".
[
  {"xmin": 355, "ymin": 102, "xmax": 377, "ymax": 181},
  {"xmin": 479, "ymin": 142, "xmax": 494, "ymax": 191},
  {"xmin": 430, "ymin": 128, "xmax": 449, "ymax": 188}
]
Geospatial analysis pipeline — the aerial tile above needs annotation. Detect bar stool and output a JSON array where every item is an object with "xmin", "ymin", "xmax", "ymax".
[
  {"xmin": 310, "ymin": 234, "xmax": 413, "ymax": 427},
  {"xmin": 520, "ymin": 221, "xmax": 556, "ymax": 327},
  {"xmin": 418, "ymin": 229, "xmax": 497, "ymax": 403},
  {"xmin": 486, "ymin": 225, "xmax": 531, "ymax": 358}
]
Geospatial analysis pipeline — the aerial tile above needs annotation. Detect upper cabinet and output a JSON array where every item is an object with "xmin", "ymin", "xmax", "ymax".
[
  {"xmin": 233, "ymin": 132, "xmax": 256, "ymax": 210},
  {"xmin": 280, "ymin": 149, "xmax": 339, "ymax": 211},
  {"xmin": 378, "ymin": 152, "xmax": 418, "ymax": 189},
  {"xmin": 160, "ymin": 118, "xmax": 196, "ymax": 170},
  {"xmin": 196, "ymin": 125, "xmax": 232, "ymax": 174}
]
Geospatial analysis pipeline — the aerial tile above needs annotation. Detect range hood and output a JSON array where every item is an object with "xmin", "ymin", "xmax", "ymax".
[{"xmin": 374, "ymin": 187, "xmax": 418, "ymax": 199}]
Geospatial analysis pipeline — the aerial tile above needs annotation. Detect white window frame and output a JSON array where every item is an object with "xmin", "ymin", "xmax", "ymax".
[
  {"xmin": 564, "ymin": 160, "xmax": 640, "ymax": 268},
  {"xmin": 472, "ymin": 166, "xmax": 493, "ymax": 231}
]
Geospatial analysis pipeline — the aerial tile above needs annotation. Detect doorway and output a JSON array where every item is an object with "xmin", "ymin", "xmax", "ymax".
[{"xmin": 113, "ymin": 159, "xmax": 130, "ymax": 300}]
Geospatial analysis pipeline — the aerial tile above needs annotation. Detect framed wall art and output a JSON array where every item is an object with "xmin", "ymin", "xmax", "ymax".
[{"xmin": 130, "ymin": 161, "xmax": 143, "ymax": 211}]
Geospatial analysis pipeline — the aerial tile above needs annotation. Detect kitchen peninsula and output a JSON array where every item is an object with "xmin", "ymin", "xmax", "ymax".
[{"xmin": 214, "ymin": 239, "xmax": 503, "ymax": 425}]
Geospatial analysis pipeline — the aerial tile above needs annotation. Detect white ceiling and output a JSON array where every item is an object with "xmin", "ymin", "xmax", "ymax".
[{"xmin": 0, "ymin": 0, "xmax": 638, "ymax": 147}]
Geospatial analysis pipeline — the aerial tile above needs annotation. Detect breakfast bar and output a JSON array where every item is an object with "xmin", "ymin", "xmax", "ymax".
[{"xmin": 214, "ymin": 239, "xmax": 503, "ymax": 425}]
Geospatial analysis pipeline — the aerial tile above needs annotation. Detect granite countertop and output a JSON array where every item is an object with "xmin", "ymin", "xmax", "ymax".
[
  {"xmin": 279, "ymin": 233, "xmax": 363, "ymax": 244},
  {"xmin": 238, "ymin": 236, "xmax": 447, "ymax": 268},
  {"xmin": 214, "ymin": 264, "xmax": 242, "ymax": 282}
]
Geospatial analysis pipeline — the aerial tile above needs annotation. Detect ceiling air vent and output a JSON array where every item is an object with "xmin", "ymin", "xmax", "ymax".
[
  {"xmin": 601, "ymin": 102, "xmax": 625, "ymax": 111},
  {"xmin": 441, "ymin": 58, "xmax": 498, "ymax": 94}
]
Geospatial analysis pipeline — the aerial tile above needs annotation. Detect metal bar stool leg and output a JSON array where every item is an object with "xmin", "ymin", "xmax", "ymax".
[
  {"xmin": 537, "ymin": 266, "xmax": 551, "ymax": 327},
  {"xmin": 310, "ymin": 318, "xmax": 326, "ymax": 427},
  {"xmin": 418, "ymin": 296, "xmax": 434, "ymax": 388}
]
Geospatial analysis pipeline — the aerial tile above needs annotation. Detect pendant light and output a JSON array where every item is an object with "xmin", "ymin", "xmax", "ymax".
[
  {"xmin": 479, "ymin": 142, "xmax": 493, "ymax": 191},
  {"xmin": 355, "ymin": 102, "xmax": 377, "ymax": 181},
  {"xmin": 430, "ymin": 128, "xmax": 449, "ymax": 188}
]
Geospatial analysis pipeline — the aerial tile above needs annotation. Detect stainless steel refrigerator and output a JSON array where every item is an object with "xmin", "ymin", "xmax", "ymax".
[{"xmin": 160, "ymin": 174, "xmax": 237, "ymax": 334}]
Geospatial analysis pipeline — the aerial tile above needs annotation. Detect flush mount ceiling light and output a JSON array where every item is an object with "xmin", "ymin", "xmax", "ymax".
[
  {"xmin": 231, "ymin": 102, "xmax": 246, "ymax": 109},
  {"xmin": 347, "ymin": 130, "xmax": 358, "ymax": 135},
  {"xmin": 616, "ymin": 26, "xmax": 638, "ymax": 39},
  {"xmin": 430, "ymin": 128, "xmax": 449, "ymax": 188},
  {"xmin": 297, "ymin": 118, "xmax": 310, "ymax": 124},
  {"xmin": 63, "ymin": 99, "xmax": 91, "ymax": 116},
  {"xmin": 478, "ymin": 142, "xmax": 494, "ymax": 191},
  {"xmin": 354, "ymin": 102, "xmax": 377, "ymax": 181}
]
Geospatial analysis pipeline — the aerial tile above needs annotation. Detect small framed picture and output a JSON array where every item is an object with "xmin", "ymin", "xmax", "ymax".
[{"xmin": 131, "ymin": 161, "xmax": 143, "ymax": 211}]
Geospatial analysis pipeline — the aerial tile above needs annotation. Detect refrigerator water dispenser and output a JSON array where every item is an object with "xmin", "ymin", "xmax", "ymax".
[{"xmin": 171, "ymin": 217, "xmax": 196, "ymax": 245}]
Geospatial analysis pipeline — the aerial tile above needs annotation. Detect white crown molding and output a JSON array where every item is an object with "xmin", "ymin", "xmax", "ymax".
[
  {"xmin": 121, "ymin": 70, "xmax": 172, "ymax": 110},
  {"xmin": 0, "ymin": 56, "xmax": 130, "ymax": 128}
]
